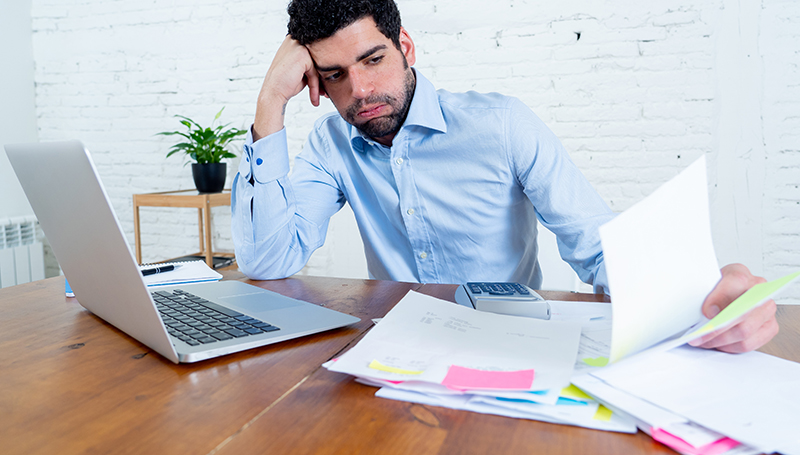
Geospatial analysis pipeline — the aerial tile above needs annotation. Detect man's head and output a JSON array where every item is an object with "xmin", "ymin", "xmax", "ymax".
[
  {"xmin": 288, "ymin": 0, "xmax": 402, "ymax": 49},
  {"xmin": 287, "ymin": 0, "xmax": 416, "ymax": 145}
]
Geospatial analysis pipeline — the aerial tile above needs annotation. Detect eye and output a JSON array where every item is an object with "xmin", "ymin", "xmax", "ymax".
[
  {"xmin": 325, "ymin": 71, "xmax": 343, "ymax": 82},
  {"xmin": 369, "ymin": 55, "xmax": 384, "ymax": 64}
]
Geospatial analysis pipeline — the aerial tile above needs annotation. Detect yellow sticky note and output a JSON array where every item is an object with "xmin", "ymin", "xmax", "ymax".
[
  {"xmin": 368, "ymin": 359, "xmax": 424, "ymax": 375},
  {"xmin": 593, "ymin": 404, "xmax": 613, "ymax": 421},
  {"xmin": 560, "ymin": 384, "xmax": 593, "ymax": 401},
  {"xmin": 582, "ymin": 357, "xmax": 609, "ymax": 367}
]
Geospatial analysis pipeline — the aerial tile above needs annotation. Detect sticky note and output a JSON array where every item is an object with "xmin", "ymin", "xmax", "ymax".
[
  {"xmin": 441, "ymin": 365, "xmax": 534, "ymax": 390},
  {"xmin": 560, "ymin": 384, "xmax": 593, "ymax": 401},
  {"xmin": 593, "ymin": 404, "xmax": 613, "ymax": 421},
  {"xmin": 555, "ymin": 397, "xmax": 589, "ymax": 406},
  {"xmin": 582, "ymin": 357, "xmax": 609, "ymax": 367},
  {"xmin": 699, "ymin": 270, "xmax": 800, "ymax": 334},
  {"xmin": 368, "ymin": 360, "xmax": 424, "ymax": 375},
  {"xmin": 652, "ymin": 428, "xmax": 740, "ymax": 455}
]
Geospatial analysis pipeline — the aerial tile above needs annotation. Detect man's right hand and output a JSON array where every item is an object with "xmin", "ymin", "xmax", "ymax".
[{"xmin": 252, "ymin": 35, "xmax": 323, "ymax": 141}]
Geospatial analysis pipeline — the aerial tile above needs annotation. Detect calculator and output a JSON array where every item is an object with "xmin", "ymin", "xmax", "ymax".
[{"xmin": 454, "ymin": 282, "xmax": 551, "ymax": 320}]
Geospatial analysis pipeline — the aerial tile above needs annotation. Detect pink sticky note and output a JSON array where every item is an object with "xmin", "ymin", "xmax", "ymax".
[
  {"xmin": 651, "ymin": 428, "xmax": 739, "ymax": 455},
  {"xmin": 441, "ymin": 365, "xmax": 534, "ymax": 390}
]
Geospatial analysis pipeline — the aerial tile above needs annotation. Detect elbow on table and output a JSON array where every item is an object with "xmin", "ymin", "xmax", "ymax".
[{"xmin": 234, "ymin": 251, "xmax": 302, "ymax": 281}]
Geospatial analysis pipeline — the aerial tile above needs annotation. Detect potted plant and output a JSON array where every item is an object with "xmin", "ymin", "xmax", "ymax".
[{"xmin": 157, "ymin": 107, "xmax": 246, "ymax": 193}]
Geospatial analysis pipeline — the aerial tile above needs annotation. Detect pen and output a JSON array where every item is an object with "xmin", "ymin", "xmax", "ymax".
[{"xmin": 141, "ymin": 265, "xmax": 175, "ymax": 276}]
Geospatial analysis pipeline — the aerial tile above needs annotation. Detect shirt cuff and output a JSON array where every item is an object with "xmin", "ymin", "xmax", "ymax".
[{"xmin": 238, "ymin": 126, "xmax": 290, "ymax": 184}]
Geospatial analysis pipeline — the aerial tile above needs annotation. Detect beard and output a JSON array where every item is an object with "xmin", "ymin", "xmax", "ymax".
[{"xmin": 343, "ymin": 68, "xmax": 416, "ymax": 140}]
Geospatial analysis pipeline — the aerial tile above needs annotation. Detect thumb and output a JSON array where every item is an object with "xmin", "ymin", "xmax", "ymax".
[{"xmin": 702, "ymin": 264, "xmax": 764, "ymax": 318}]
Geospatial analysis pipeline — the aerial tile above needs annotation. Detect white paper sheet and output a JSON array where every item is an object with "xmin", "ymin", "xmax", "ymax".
[
  {"xmin": 354, "ymin": 376, "xmax": 563, "ymax": 405},
  {"xmin": 375, "ymin": 386, "xmax": 637, "ymax": 433},
  {"xmin": 548, "ymin": 300, "xmax": 611, "ymax": 323},
  {"xmin": 328, "ymin": 291, "xmax": 582, "ymax": 392},
  {"xmin": 777, "ymin": 439, "xmax": 800, "ymax": 455},
  {"xmin": 599, "ymin": 156, "xmax": 722, "ymax": 362},
  {"xmin": 590, "ymin": 345, "xmax": 800, "ymax": 452},
  {"xmin": 571, "ymin": 374, "xmax": 764, "ymax": 455},
  {"xmin": 572, "ymin": 372, "xmax": 687, "ymax": 430}
]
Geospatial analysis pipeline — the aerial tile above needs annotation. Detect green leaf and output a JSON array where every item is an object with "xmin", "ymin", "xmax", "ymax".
[
  {"xmin": 174, "ymin": 114, "xmax": 203, "ymax": 130},
  {"xmin": 157, "ymin": 107, "xmax": 241, "ymax": 163}
]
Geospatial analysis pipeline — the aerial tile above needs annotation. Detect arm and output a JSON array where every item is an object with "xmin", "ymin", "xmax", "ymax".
[
  {"xmin": 232, "ymin": 36, "xmax": 342, "ymax": 279},
  {"xmin": 688, "ymin": 263, "xmax": 779, "ymax": 353},
  {"xmin": 252, "ymin": 35, "xmax": 323, "ymax": 140},
  {"xmin": 506, "ymin": 98, "xmax": 615, "ymax": 293}
]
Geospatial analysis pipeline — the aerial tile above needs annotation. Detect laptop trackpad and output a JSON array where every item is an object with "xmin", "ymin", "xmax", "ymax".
[{"xmin": 218, "ymin": 293, "xmax": 303, "ymax": 313}]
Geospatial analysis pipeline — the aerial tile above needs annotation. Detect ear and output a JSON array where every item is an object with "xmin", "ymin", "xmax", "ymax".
[{"xmin": 399, "ymin": 27, "xmax": 416, "ymax": 67}]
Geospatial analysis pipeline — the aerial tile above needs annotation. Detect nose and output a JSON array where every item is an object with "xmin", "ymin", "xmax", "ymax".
[{"xmin": 349, "ymin": 68, "xmax": 373, "ymax": 99}]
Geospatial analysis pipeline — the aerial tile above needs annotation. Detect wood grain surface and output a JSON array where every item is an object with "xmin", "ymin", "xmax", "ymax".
[{"xmin": 1, "ymin": 274, "xmax": 796, "ymax": 455}]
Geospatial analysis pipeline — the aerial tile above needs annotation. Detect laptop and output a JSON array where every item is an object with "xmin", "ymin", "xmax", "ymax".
[{"xmin": 5, "ymin": 140, "xmax": 360, "ymax": 363}]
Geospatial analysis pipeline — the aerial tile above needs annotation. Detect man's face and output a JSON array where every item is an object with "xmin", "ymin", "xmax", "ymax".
[{"xmin": 307, "ymin": 17, "xmax": 417, "ymax": 145}]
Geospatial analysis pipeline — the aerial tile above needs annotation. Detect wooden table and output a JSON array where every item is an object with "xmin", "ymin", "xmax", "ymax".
[
  {"xmin": 132, "ymin": 189, "xmax": 234, "ymax": 267},
  {"xmin": 1, "ymin": 274, "xmax": 797, "ymax": 455}
]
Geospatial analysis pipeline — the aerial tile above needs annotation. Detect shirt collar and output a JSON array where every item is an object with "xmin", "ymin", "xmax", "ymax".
[{"xmin": 349, "ymin": 69, "xmax": 447, "ymax": 149}]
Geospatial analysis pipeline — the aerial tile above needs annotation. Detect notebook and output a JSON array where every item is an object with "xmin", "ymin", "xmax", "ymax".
[
  {"xmin": 140, "ymin": 260, "xmax": 223, "ymax": 287},
  {"xmin": 5, "ymin": 140, "xmax": 360, "ymax": 363}
]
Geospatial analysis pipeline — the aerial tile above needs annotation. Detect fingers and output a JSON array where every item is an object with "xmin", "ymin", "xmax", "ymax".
[
  {"xmin": 253, "ymin": 36, "xmax": 318, "ymax": 140},
  {"xmin": 689, "ymin": 300, "xmax": 779, "ymax": 353},
  {"xmin": 701, "ymin": 263, "xmax": 766, "ymax": 319},
  {"xmin": 305, "ymin": 68, "xmax": 321, "ymax": 107},
  {"xmin": 691, "ymin": 264, "xmax": 779, "ymax": 353}
]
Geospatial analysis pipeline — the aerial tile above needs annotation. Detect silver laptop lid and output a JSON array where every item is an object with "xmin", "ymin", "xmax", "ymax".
[{"xmin": 5, "ymin": 140, "xmax": 180, "ymax": 362}]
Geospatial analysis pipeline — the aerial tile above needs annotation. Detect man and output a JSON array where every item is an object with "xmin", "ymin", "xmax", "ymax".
[{"xmin": 232, "ymin": 0, "xmax": 778, "ymax": 353}]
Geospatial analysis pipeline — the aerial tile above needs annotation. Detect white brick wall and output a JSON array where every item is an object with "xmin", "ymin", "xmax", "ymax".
[{"xmin": 29, "ymin": 0, "xmax": 800, "ymax": 302}]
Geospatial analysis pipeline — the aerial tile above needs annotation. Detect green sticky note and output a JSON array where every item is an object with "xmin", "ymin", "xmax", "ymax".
[
  {"xmin": 582, "ymin": 357, "xmax": 609, "ymax": 367},
  {"xmin": 702, "ymin": 270, "xmax": 800, "ymax": 332}
]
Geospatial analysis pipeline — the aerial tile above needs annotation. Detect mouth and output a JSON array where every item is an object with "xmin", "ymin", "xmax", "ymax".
[{"xmin": 357, "ymin": 104, "xmax": 387, "ymax": 119}]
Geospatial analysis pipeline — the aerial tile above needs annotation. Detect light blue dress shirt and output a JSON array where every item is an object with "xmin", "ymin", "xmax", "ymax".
[{"xmin": 232, "ymin": 70, "xmax": 614, "ymax": 292}]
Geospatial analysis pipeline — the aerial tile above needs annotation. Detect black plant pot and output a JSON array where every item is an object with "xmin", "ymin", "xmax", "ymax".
[{"xmin": 192, "ymin": 162, "xmax": 227, "ymax": 193}]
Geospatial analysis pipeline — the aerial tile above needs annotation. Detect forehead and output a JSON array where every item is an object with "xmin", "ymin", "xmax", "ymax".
[{"xmin": 307, "ymin": 17, "xmax": 394, "ymax": 69}]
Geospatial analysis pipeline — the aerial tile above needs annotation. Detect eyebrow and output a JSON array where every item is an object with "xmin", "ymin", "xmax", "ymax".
[{"xmin": 315, "ymin": 44, "xmax": 388, "ymax": 73}]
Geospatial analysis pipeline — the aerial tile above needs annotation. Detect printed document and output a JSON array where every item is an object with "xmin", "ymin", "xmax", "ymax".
[{"xmin": 328, "ymin": 290, "xmax": 582, "ymax": 393}]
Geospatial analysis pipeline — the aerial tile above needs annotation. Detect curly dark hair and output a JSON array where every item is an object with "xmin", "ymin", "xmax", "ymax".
[{"xmin": 287, "ymin": 0, "xmax": 402, "ymax": 48}]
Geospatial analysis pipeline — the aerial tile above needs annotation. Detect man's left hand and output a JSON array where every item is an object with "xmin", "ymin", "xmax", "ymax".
[{"xmin": 688, "ymin": 263, "xmax": 779, "ymax": 353}]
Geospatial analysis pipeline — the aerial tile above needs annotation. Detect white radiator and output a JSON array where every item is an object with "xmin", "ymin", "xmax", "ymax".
[{"xmin": 0, "ymin": 216, "xmax": 45, "ymax": 288}]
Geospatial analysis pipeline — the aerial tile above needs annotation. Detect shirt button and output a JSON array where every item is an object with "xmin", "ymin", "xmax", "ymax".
[
  {"xmin": 395, "ymin": 157, "xmax": 404, "ymax": 165},
  {"xmin": 419, "ymin": 252, "xmax": 427, "ymax": 259},
  {"xmin": 407, "ymin": 208, "xmax": 415, "ymax": 215}
]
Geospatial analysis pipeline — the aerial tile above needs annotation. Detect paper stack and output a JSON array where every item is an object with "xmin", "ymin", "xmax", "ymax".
[
  {"xmin": 324, "ymin": 156, "xmax": 800, "ymax": 454},
  {"xmin": 324, "ymin": 290, "xmax": 637, "ymax": 432}
]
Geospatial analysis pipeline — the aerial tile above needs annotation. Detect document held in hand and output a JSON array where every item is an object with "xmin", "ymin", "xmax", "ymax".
[{"xmin": 599, "ymin": 156, "xmax": 800, "ymax": 363}]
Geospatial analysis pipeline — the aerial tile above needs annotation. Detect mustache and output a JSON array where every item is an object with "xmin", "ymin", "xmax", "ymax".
[{"xmin": 345, "ymin": 94, "xmax": 397, "ymax": 120}]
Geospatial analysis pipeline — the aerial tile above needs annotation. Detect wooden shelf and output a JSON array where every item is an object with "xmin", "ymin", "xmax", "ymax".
[{"xmin": 133, "ymin": 189, "xmax": 232, "ymax": 268}]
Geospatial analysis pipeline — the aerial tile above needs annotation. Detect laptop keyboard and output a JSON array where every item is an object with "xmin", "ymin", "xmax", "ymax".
[{"xmin": 151, "ymin": 289, "xmax": 280, "ymax": 346}]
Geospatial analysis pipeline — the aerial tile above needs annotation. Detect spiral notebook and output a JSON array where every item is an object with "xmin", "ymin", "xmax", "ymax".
[{"xmin": 140, "ymin": 260, "xmax": 223, "ymax": 287}]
